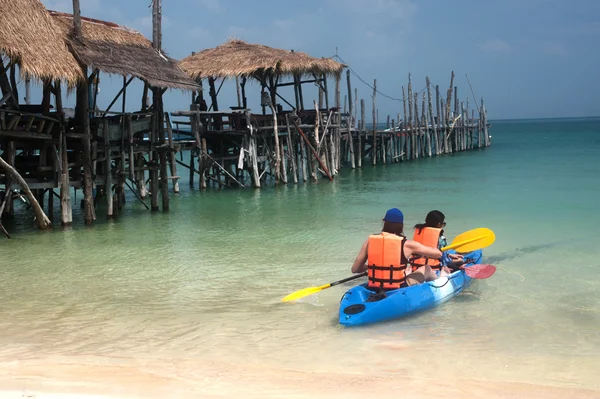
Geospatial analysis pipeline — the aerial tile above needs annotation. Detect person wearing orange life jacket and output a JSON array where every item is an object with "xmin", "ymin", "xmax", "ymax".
[
  {"xmin": 351, "ymin": 208, "xmax": 444, "ymax": 290},
  {"xmin": 412, "ymin": 210, "xmax": 464, "ymax": 277}
]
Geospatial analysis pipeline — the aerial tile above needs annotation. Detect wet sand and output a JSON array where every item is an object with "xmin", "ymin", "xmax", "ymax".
[{"xmin": 1, "ymin": 358, "xmax": 598, "ymax": 399}]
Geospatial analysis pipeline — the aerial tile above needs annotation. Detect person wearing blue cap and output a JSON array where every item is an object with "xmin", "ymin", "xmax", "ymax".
[{"xmin": 351, "ymin": 208, "xmax": 445, "ymax": 289}]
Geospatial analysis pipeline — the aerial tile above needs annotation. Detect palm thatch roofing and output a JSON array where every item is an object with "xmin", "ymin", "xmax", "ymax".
[
  {"xmin": 179, "ymin": 39, "xmax": 345, "ymax": 80},
  {"xmin": 0, "ymin": 0, "xmax": 83, "ymax": 84},
  {"xmin": 49, "ymin": 11, "xmax": 198, "ymax": 91}
]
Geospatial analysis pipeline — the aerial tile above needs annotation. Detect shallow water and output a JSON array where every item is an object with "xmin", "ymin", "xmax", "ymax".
[{"xmin": 1, "ymin": 117, "xmax": 599, "ymax": 395}]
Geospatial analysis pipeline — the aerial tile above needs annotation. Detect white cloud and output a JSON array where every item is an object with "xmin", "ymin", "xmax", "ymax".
[
  {"xmin": 542, "ymin": 41, "xmax": 568, "ymax": 56},
  {"xmin": 479, "ymin": 39, "xmax": 512, "ymax": 53}
]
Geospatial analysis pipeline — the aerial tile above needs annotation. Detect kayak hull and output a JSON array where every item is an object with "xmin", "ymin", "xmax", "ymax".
[{"xmin": 338, "ymin": 250, "xmax": 482, "ymax": 327}]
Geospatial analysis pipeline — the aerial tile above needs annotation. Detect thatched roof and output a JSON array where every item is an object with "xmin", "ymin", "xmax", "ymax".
[
  {"xmin": 179, "ymin": 39, "xmax": 345, "ymax": 80},
  {"xmin": 0, "ymin": 0, "xmax": 83, "ymax": 84},
  {"xmin": 49, "ymin": 11, "xmax": 198, "ymax": 91}
]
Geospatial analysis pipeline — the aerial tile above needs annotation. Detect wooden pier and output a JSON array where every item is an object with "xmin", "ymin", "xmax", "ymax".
[
  {"xmin": 0, "ymin": 0, "xmax": 491, "ymax": 237},
  {"xmin": 170, "ymin": 42, "xmax": 491, "ymax": 189}
]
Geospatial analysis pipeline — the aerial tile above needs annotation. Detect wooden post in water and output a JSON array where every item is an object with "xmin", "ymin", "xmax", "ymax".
[
  {"xmin": 435, "ymin": 84, "xmax": 442, "ymax": 155},
  {"xmin": 335, "ymin": 74, "xmax": 341, "ymax": 171},
  {"xmin": 104, "ymin": 120, "xmax": 113, "ymax": 218},
  {"xmin": 165, "ymin": 112, "xmax": 179, "ymax": 193},
  {"xmin": 445, "ymin": 71, "xmax": 454, "ymax": 154},
  {"xmin": 407, "ymin": 74, "xmax": 414, "ymax": 160},
  {"xmin": 482, "ymin": 98, "xmax": 490, "ymax": 146},
  {"xmin": 285, "ymin": 115, "xmax": 298, "ymax": 184},
  {"xmin": 372, "ymin": 79, "xmax": 377, "ymax": 166},
  {"xmin": 72, "ymin": 0, "xmax": 96, "ymax": 224},
  {"xmin": 426, "ymin": 77, "xmax": 436, "ymax": 158},
  {"xmin": 358, "ymin": 99, "xmax": 364, "ymax": 168},
  {"xmin": 346, "ymin": 70, "xmax": 355, "ymax": 169}
]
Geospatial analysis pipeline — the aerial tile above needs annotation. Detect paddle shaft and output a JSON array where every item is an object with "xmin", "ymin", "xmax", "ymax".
[{"xmin": 329, "ymin": 272, "xmax": 367, "ymax": 288}]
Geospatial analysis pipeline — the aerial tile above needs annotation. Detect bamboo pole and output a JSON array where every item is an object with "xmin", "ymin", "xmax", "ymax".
[
  {"xmin": 269, "ymin": 102, "xmax": 281, "ymax": 184},
  {"xmin": 346, "ymin": 70, "xmax": 355, "ymax": 169},
  {"xmin": 435, "ymin": 84, "xmax": 442, "ymax": 155},
  {"xmin": 445, "ymin": 72, "xmax": 454, "ymax": 154},
  {"xmin": 426, "ymin": 77, "xmax": 437, "ymax": 158},
  {"xmin": 165, "ymin": 112, "xmax": 179, "ymax": 193},
  {"xmin": 334, "ymin": 74, "xmax": 341, "ymax": 171},
  {"xmin": 284, "ymin": 115, "xmax": 298, "ymax": 184},
  {"xmin": 291, "ymin": 118, "xmax": 332, "ymax": 181},
  {"xmin": 60, "ymin": 131, "xmax": 72, "ymax": 226},
  {"xmin": 358, "ymin": 99, "xmax": 364, "ymax": 167},
  {"xmin": 372, "ymin": 79, "xmax": 377, "ymax": 165},
  {"xmin": 245, "ymin": 111, "xmax": 261, "ymax": 188},
  {"xmin": 407, "ymin": 74, "xmax": 414, "ymax": 159},
  {"xmin": 103, "ymin": 120, "xmax": 113, "ymax": 218}
]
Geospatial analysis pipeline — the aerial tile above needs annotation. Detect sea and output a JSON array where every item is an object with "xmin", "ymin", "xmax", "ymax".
[{"xmin": 0, "ymin": 117, "xmax": 599, "ymax": 398}]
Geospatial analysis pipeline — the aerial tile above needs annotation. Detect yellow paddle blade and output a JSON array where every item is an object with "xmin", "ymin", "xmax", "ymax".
[
  {"xmin": 442, "ymin": 227, "xmax": 496, "ymax": 253},
  {"xmin": 281, "ymin": 283, "xmax": 331, "ymax": 302}
]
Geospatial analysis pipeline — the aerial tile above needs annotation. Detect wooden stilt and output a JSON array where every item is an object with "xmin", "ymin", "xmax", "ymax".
[
  {"xmin": 60, "ymin": 133, "xmax": 72, "ymax": 226},
  {"xmin": 104, "ymin": 120, "xmax": 113, "ymax": 218},
  {"xmin": 163, "ymin": 113, "xmax": 179, "ymax": 193},
  {"xmin": 372, "ymin": 79, "xmax": 377, "ymax": 166},
  {"xmin": 285, "ymin": 115, "xmax": 298, "ymax": 184}
]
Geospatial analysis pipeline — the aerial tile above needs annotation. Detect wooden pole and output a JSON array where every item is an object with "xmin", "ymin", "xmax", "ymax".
[
  {"xmin": 245, "ymin": 111, "xmax": 261, "ymax": 188},
  {"xmin": 292, "ymin": 118, "xmax": 332, "ymax": 181},
  {"xmin": 268, "ymin": 75, "xmax": 281, "ymax": 184},
  {"xmin": 435, "ymin": 84, "xmax": 441, "ymax": 155},
  {"xmin": 60, "ymin": 133, "xmax": 72, "ymax": 226},
  {"xmin": 25, "ymin": 73, "xmax": 31, "ymax": 105},
  {"xmin": 235, "ymin": 76, "xmax": 242, "ymax": 108},
  {"xmin": 359, "ymin": 99, "xmax": 364, "ymax": 167},
  {"xmin": 372, "ymin": 79, "xmax": 377, "ymax": 166},
  {"xmin": 445, "ymin": 71, "xmax": 455, "ymax": 154},
  {"xmin": 165, "ymin": 112, "xmax": 180, "ymax": 193},
  {"xmin": 72, "ymin": 0, "xmax": 96, "ymax": 224},
  {"xmin": 346, "ymin": 70, "xmax": 355, "ymax": 169},
  {"xmin": 407, "ymin": 74, "xmax": 414, "ymax": 159},
  {"xmin": 0, "ymin": 157, "xmax": 51, "ymax": 229},
  {"xmin": 334, "ymin": 73, "xmax": 341, "ymax": 171},
  {"xmin": 285, "ymin": 115, "xmax": 298, "ymax": 184},
  {"xmin": 104, "ymin": 120, "xmax": 113, "ymax": 218}
]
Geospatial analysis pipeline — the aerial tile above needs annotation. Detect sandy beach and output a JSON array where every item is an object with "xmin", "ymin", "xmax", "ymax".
[{"xmin": 1, "ymin": 358, "xmax": 598, "ymax": 399}]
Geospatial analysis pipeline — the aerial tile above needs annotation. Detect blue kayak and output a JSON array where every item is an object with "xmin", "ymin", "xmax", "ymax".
[{"xmin": 338, "ymin": 250, "xmax": 483, "ymax": 327}]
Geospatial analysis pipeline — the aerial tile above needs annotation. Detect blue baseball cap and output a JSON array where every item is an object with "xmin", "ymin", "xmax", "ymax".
[{"xmin": 383, "ymin": 208, "xmax": 404, "ymax": 223}]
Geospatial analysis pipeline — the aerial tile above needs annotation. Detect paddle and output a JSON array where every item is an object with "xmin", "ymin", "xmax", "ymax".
[
  {"xmin": 281, "ymin": 227, "xmax": 496, "ymax": 302},
  {"xmin": 440, "ymin": 227, "xmax": 495, "ymax": 253},
  {"xmin": 281, "ymin": 272, "xmax": 367, "ymax": 302},
  {"xmin": 461, "ymin": 264, "xmax": 496, "ymax": 279}
]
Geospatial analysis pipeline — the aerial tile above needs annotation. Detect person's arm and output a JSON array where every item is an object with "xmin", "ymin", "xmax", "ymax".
[
  {"xmin": 351, "ymin": 240, "xmax": 369, "ymax": 273},
  {"xmin": 405, "ymin": 240, "xmax": 443, "ymax": 260}
]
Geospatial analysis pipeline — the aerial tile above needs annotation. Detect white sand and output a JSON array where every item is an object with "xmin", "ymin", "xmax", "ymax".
[{"xmin": 0, "ymin": 358, "xmax": 598, "ymax": 399}]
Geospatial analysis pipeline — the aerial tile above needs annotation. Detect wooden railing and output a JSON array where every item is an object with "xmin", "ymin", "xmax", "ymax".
[{"xmin": 0, "ymin": 110, "xmax": 61, "ymax": 139}]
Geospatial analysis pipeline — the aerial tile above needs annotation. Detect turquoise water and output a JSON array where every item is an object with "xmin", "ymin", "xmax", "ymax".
[{"xmin": 1, "ymin": 117, "xmax": 599, "ymax": 394}]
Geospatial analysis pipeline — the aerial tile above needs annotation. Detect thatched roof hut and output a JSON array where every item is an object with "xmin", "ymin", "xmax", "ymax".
[
  {"xmin": 179, "ymin": 39, "xmax": 345, "ymax": 80},
  {"xmin": 0, "ymin": 0, "xmax": 83, "ymax": 84},
  {"xmin": 49, "ymin": 11, "xmax": 198, "ymax": 91}
]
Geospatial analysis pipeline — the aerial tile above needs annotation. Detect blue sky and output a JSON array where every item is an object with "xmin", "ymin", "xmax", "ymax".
[{"xmin": 39, "ymin": 0, "xmax": 600, "ymax": 120}]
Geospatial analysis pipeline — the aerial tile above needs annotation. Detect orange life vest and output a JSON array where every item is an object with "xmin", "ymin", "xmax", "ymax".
[
  {"xmin": 367, "ymin": 232, "xmax": 409, "ymax": 290},
  {"xmin": 411, "ymin": 227, "xmax": 442, "ymax": 271}
]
